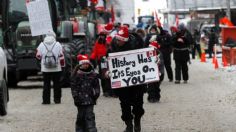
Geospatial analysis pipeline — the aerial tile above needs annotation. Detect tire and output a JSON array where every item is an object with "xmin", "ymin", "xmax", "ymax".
[
  {"xmin": 8, "ymin": 72, "xmax": 18, "ymax": 87},
  {"xmin": 0, "ymin": 80, "xmax": 8, "ymax": 116},
  {"xmin": 71, "ymin": 38, "xmax": 87, "ymax": 55},
  {"xmin": 60, "ymin": 43, "xmax": 73, "ymax": 87}
]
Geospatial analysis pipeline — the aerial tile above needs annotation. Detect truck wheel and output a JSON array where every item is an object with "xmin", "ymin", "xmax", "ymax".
[
  {"xmin": 8, "ymin": 72, "xmax": 18, "ymax": 87},
  {"xmin": 60, "ymin": 44, "xmax": 73, "ymax": 87},
  {"xmin": 0, "ymin": 80, "xmax": 8, "ymax": 116},
  {"xmin": 71, "ymin": 38, "xmax": 87, "ymax": 55}
]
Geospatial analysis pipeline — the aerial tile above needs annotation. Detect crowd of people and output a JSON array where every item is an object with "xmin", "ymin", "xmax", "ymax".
[{"xmin": 36, "ymin": 21, "xmax": 217, "ymax": 132}]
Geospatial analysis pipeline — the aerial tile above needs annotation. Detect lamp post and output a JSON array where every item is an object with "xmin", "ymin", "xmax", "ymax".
[{"xmin": 226, "ymin": 0, "xmax": 231, "ymax": 20}]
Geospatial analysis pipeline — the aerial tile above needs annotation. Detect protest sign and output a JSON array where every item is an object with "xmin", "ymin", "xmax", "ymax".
[
  {"xmin": 26, "ymin": 0, "xmax": 53, "ymax": 36},
  {"xmin": 108, "ymin": 47, "xmax": 159, "ymax": 89}
]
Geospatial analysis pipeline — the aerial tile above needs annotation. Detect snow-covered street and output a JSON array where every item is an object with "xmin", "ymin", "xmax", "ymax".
[{"xmin": 1, "ymin": 57, "xmax": 236, "ymax": 132}]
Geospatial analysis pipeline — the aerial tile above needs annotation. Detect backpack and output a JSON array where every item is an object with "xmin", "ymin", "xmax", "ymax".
[{"xmin": 43, "ymin": 43, "xmax": 58, "ymax": 68}]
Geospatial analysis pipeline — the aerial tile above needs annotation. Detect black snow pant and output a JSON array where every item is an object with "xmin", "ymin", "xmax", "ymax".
[
  {"xmin": 175, "ymin": 60, "xmax": 189, "ymax": 81},
  {"xmin": 208, "ymin": 44, "xmax": 214, "ymax": 58},
  {"xmin": 192, "ymin": 43, "xmax": 201, "ymax": 59},
  {"xmin": 147, "ymin": 74, "xmax": 164, "ymax": 100},
  {"xmin": 76, "ymin": 105, "xmax": 97, "ymax": 132},
  {"xmin": 162, "ymin": 52, "xmax": 173, "ymax": 81},
  {"xmin": 116, "ymin": 87, "xmax": 145, "ymax": 121},
  {"xmin": 42, "ymin": 72, "xmax": 62, "ymax": 103}
]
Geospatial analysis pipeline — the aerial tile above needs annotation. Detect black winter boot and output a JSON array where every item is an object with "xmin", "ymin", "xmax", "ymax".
[
  {"xmin": 134, "ymin": 117, "xmax": 141, "ymax": 132},
  {"xmin": 124, "ymin": 120, "xmax": 133, "ymax": 132}
]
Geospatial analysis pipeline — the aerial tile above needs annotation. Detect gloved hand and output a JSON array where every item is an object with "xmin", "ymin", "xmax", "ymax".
[{"xmin": 105, "ymin": 71, "xmax": 111, "ymax": 78}]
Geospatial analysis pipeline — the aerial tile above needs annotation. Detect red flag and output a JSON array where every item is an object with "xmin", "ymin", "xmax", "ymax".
[
  {"xmin": 154, "ymin": 10, "xmax": 162, "ymax": 27},
  {"xmin": 111, "ymin": 5, "xmax": 115, "ymax": 23},
  {"xmin": 175, "ymin": 14, "xmax": 179, "ymax": 27}
]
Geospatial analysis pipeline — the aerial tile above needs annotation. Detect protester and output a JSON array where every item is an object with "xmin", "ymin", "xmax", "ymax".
[
  {"xmin": 104, "ymin": 26, "xmax": 146, "ymax": 132},
  {"xmin": 90, "ymin": 23, "xmax": 115, "ymax": 97},
  {"xmin": 147, "ymin": 37, "xmax": 165, "ymax": 103},
  {"xmin": 36, "ymin": 31, "xmax": 64, "ymax": 104},
  {"xmin": 71, "ymin": 54, "xmax": 100, "ymax": 132},
  {"xmin": 192, "ymin": 29, "xmax": 202, "ymax": 59},
  {"xmin": 172, "ymin": 28, "xmax": 191, "ymax": 84},
  {"xmin": 157, "ymin": 26, "xmax": 173, "ymax": 82},
  {"xmin": 208, "ymin": 28, "xmax": 218, "ymax": 58}
]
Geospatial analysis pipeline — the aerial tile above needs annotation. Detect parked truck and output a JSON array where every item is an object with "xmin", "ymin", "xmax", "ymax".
[{"xmin": 0, "ymin": 0, "xmax": 111, "ymax": 87}]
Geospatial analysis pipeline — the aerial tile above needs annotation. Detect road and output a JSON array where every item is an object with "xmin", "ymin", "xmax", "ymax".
[{"xmin": 1, "ymin": 58, "xmax": 236, "ymax": 132}]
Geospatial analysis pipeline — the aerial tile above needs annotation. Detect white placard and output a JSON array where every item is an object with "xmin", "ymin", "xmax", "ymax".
[
  {"xmin": 26, "ymin": 0, "xmax": 53, "ymax": 36},
  {"xmin": 108, "ymin": 47, "xmax": 159, "ymax": 89}
]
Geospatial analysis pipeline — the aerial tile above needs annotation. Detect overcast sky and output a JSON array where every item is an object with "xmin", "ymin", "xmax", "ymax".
[{"xmin": 135, "ymin": 0, "xmax": 167, "ymax": 16}]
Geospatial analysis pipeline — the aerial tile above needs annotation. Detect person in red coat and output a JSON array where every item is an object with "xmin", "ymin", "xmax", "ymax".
[{"xmin": 90, "ymin": 23, "xmax": 115, "ymax": 97}]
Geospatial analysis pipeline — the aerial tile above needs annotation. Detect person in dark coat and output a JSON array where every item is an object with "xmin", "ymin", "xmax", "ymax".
[
  {"xmin": 172, "ymin": 29, "xmax": 190, "ymax": 84},
  {"xmin": 71, "ymin": 54, "xmax": 100, "ymax": 132},
  {"xmin": 208, "ymin": 28, "xmax": 218, "ymax": 58},
  {"xmin": 104, "ymin": 26, "xmax": 146, "ymax": 132},
  {"xmin": 147, "ymin": 39, "xmax": 164, "ymax": 103},
  {"xmin": 157, "ymin": 26, "xmax": 173, "ymax": 82},
  {"xmin": 192, "ymin": 29, "xmax": 202, "ymax": 59}
]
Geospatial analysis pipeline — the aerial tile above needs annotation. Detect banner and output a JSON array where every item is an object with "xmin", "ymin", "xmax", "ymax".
[
  {"xmin": 26, "ymin": 0, "xmax": 53, "ymax": 36},
  {"xmin": 108, "ymin": 48, "xmax": 159, "ymax": 89}
]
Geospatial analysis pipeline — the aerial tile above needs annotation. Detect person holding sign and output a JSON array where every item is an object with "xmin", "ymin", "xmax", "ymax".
[{"xmin": 104, "ymin": 26, "xmax": 146, "ymax": 132}]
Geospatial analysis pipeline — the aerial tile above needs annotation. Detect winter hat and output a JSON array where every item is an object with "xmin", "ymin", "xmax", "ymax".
[
  {"xmin": 148, "ymin": 24, "xmax": 160, "ymax": 34},
  {"xmin": 77, "ymin": 54, "xmax": 91, "ymax": 65},
  {"xmin": 46, "ymin": 30, "xmax": 56, "ymax": 38},
  {"xmin": 115, "ymin": 26, "xmax": 129, "ymax": 42},
  {"xmin": 103, "ymin": 23, "xmax": 114, "ymax": 33},
  {"xmin": 149, "ymin": 41, "xmax": 160, "ymax": 49},
  {"xmin": 170, "ymin": 26, "xmax": 178, "ymax": 33},
  {"xmin": 90, "ymin": 0, "xmax": 98, "ymax": 5}
]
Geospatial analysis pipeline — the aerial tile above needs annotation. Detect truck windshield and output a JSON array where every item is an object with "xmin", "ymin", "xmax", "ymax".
[{"xmin": 9, "ymin": 0, "xmax": 28, "ymax": 15}]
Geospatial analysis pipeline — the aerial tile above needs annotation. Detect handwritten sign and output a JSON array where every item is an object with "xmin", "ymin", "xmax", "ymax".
[
  {"xmin": 26, "ymin": 0, "xmax": 53, "ymax": 36},
  {"xmin": 108, "ymin": 48, "xmax": 159, "ymax": 89}
]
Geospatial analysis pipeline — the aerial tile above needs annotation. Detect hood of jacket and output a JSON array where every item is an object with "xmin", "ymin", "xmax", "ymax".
[{"xmin": 43, "ymin": 36, "xmax": 56, "ymax": 45}]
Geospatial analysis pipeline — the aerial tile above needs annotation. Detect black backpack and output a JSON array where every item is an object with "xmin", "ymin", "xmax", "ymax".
[{"xmin": 43, "ymin": 43, "xmax": 58, "ymax": 68}]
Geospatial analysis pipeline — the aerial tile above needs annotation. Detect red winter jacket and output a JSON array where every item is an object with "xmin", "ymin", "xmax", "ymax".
[{"xmin": 90, "ymin": 41, "xmax": 107, "ymax": 61}]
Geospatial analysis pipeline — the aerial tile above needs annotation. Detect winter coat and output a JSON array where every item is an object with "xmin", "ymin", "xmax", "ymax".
[
  {"xmin": 70, "ymin": 65, "xmax": 100, "ymax": 106},
  {"xmin": 157, "ymin": 31, "xmax": 173, "ymax": 54},
  {"xmin": 172, "ymin": 32, "xmax": 190, "ymax": 61},
  {"xmin": 90, "ymin": 41, "xmax": 107, "ymax": 62},
  {"xmin": 36, "ymin": 36, "xmax": 64, "ymax": 72}
]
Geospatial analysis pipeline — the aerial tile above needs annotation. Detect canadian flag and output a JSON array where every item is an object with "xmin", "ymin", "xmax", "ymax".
[{"xmin": 146, "ymin": 50, "xmax": 157, "ymax": 57}]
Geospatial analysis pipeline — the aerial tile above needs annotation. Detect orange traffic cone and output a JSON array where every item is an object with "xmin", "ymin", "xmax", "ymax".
[
  {"xmin": 222, "ymin": 55, "xmax": 228, "ymax": 67},
  {"xmin": 201, "ymin": 53, "xmax": 206, "ymax": 62},
  {"xmin": 214, "ymin": 58, "xmax": 219, "ymax": 69},
  {"xmin": 212, "ymin": 55, "xmax": 216, "ymax": 64}
]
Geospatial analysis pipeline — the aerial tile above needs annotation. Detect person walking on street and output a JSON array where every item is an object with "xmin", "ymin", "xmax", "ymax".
[
  {"xmin": 208, "ymin": 28, "xmax": 218, "ymax": 58},
  {"xmin": 90, "ymin": 23, "xmax": 114, "ymax": 97},
  {"xmin": 104, "ymin": 26, "xmax": 146, "ymax": 132},
  {"xmin": 157, "ymin": 26, "xmax": 173, "ymax": 82},
  {"xmin": 192, "ymin": 29, "xmax": 202, "ymax": 59},
  {"xmin": 147, "ymin": 38, "xmax": 165, "ymax": 103},
  {"xmin": 172, "ymin": 29, "xmax": 191, "ymax": 84},
  {"xmin": 71, "ymin": 54, "xmax": 100, "ymax": 132},
  {"xmin": 36, "ymin": 31, "xmax": 64, "ymax": 104}
]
